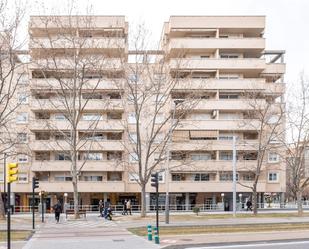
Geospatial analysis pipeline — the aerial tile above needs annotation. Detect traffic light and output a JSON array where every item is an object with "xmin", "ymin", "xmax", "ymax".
[
  {"xmin": 151, "ymin": 173, "xmax": 158, "ymax": 188},
  {"xmin": 6, "ymin": 163, "xmax": 18, "ymax": 183},
  {"xmin": 33, "ymin": 177, "xmax": 39, "ymax": 190}
]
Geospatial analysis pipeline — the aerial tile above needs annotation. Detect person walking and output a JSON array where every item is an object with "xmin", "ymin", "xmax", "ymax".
[
  {"xmin": 122, "ymin": 199, "xmax": 128, "ymax": 215},
  {"xmin": 99, "ymin": 200, "xmax": 104, "ymax": 217},
  {"xmin": 126, "ymin": 199, "xmax": 132, "ymax": 215},
  {"xmin": 246, "ymin": 200, "xmax": 252, "ymax": 211},
  {"xmin": 53, "ymin": 200, "xmax": 62, "ymax": 223}
]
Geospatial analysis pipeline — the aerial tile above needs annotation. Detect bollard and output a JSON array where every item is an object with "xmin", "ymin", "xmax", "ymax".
[
  {"xmin": 147, "ymin": 225, "xmax": 152, "ymax": 241},
  {"xmin": 153, "ymin": 226, "xmax": 159, "ymax": 244}
]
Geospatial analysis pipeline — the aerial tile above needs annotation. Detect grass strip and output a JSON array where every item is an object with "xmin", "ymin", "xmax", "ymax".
[
  {"xmin": 128, "ymin": 223, "xmax": 309, "ymax": 236},
  {"xmin": 0, "ymin": 230, "xmax": 33, "ymax": 241}
]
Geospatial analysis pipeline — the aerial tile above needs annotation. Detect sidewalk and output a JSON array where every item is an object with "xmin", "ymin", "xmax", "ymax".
[{"xmin": 22, "ymin": 215, "xmax": 160, "ymax": 249}]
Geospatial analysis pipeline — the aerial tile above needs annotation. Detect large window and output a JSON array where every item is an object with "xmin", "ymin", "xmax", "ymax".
[
  {"xmin": 107, "ymin": 172, "xmax": 122, "ymax": 181},
  {"xmin": 193, "ymin": 173, "xmax": 210, "ymax": 181},
  {"xmin": 82, "ymin": 113, "xmax": 101, "ymax": 121},
  {"xmin": 82, "ymin": 152, "xmax": 103, "ymax": 161},
  {"xmin": 268, "ymin": 172, "xmax": 279, "ymax": 182},
  {"xmin": 18, "ymin": 93, "xmax": 29, "ymax": 104},
  {"xmin": 128, "ymin": 113, "xmax": 137, "ymax": 124},
  {"xmin": 17, "ymin": 133, "xmax": 27, "ymax": 143},
  {"xmin": 83, "ymin": 175, "xmax": 103, "ymax": 181},
  {"xmin": 54, "ymin": 174, "xmax": 72, "ymax": 181},
  {"xmin": 16, "ymin": 113, "xmax": 28, "ymax": 124},
  {"xmin": 107, "ymin": 152, "xmax": 122, "ymax": 161},
  {"xmin": 268, "ymin": 152, "xmax": 279, "ymax": 163},
  {"xmin": 18, "ymin": 154, "xmax": 28, "ymax": 163},
  {"xmin": 219, "ymin": 172, "xmax": 239, "ymax": 181},
  {"xmin": 172, "ymin": 173, "xmax": 186, "ymax": 181},
  {"xmin": 18, "ymin": 173, "xmax": 28, "ymax": 183},
  {"xmin": 191, "ymin": 153, "xmax": 212, "ymax": 161},
  {"xmin": 128, "ymin": 173, "xmax": 140, "ymax": 182},
  {"xmin": 219, "ymin": 151, "xmax": 233, "ymax": 161},
  {"xmin": 35, "ymin": 152, "xmax": 50, "ymax": 161},
  {"xmin": 129, "ymin": 153, "xmax": 139, "ymax": 162},
  {"xmin": 55, "ymin": 153, "xmax": 71, "ymax": 161}
]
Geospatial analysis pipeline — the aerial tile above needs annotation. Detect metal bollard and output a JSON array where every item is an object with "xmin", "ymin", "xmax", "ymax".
[
  {"xmin": 147, "ymin": 225, "xmax": 152, "ymax": 241},
  {"xmin": 153, "ymin": 226, "xmax": 159, "ymax": 244}
]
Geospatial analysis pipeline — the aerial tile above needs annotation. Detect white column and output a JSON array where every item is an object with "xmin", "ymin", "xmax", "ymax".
[
  {"xmin": 185, "ymin": 193, "xmax": 190, "ymax": 210},
  {"xmin": 145, "ymin": 192, "xmax": 150, "ymax": 212},
  {"xmin": 103, "ymin": 193, "xmax": 108, "ymax": 203}
]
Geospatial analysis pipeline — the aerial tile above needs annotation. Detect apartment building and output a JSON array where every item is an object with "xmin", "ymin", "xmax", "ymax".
[{"xmin": 0, "ymin": 15, "xmax": 286, "ymax": 211}]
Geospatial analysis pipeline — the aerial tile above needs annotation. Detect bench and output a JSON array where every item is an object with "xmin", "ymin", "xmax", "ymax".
[{"xmin": 65, "ymin": 209, "xmax": 86, "ymax": 218}]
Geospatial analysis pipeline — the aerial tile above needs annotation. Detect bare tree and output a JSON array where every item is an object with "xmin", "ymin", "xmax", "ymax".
[
  {"xmin": 118, "ymin": 25, "xmax": 201, "ymax": 217},
  {"xmin": 30, "ymin": 14, "xmax": 125, "ymax": 218},
  {"xmin": 285, "ymin": 72, "xmax": 309, "ymax": 216},
  {"xmin": 237, "ymin": 90, "xmax": 285, "ymax": 215},
  {"xmin": 0, "ymin": 0, "xmax": 27, "ymax": 219}
]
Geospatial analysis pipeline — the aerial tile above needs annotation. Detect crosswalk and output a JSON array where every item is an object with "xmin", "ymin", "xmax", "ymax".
[{"xmin": 43, "ymin": 216, "xmax": 117, "ymax": 229}]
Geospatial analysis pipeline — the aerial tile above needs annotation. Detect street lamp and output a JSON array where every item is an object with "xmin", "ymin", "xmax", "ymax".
[
  {"xmin": 239, "ymin": 193, "xmax": 243, "ymax": 210},
  {"xmin": 165, "ymin": 99, "xmax": 184, "ymax": 224},
  {"xmin": 221, "ymin": 193, "xmax": 225, "ymax": 211}
]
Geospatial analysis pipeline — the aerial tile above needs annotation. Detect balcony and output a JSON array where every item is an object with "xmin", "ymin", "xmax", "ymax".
[
  {"xmin": 168, "ymin": 38, "xmax": 265, "ymax": 53},
  {"xmin": 31, "ymin": 78, "xmax": 124, "ymax": 90},
  {"xmin": 190, "ymin": 99, "xmax": 266, "ymax": 111},
  {"xmin": 171, "ymin": 139, "xmax": 259, "ymax": 151},
  {"xmin": 262, "ymin": 63, "xmax": 286, "ymax": 75},
  {"xmin": 30, "ymin": 140, "xmax": 124, "ymax": 151},
  {"xmin": 30, "ymin": 37, "xmax": 126, "ymax": 50},
  {"xmin": 29, "ymin": 120, "xmax": 124, "ymax": 131},
  {"xmin": 170, "ymin": 58, "xmax": 265, "ymax": 71},
  {"xmin": 169, "ymin": 181, "xmax": 266, "ymax": 192},
  {"xmin": 174, "ymin": 78, "xmax": 285, "ymax": 95},
  {"xmin": 177, "ymin": 119, "xmax": 260, "ymax": 131},
  {"xmin": 29, "ymin": 58, "xmax": 122, "ymax": 70},
  {"xmin": 169, "ymin": 159, "xmax": 258, "ymax": 171},
  {"xmin": 30, "ymin": 99, "xmax": 123, "ymax": 111},
  {"xmin": 167, "ymin": 16, "xmax": 265, "ymax": 31},
  {"xmin": 31, "ymin": 160, "xmax": 124, "ymax": 172},
  {"xmin": 37, "ymin": 181, "xmax": 125, "ymax": 192}
]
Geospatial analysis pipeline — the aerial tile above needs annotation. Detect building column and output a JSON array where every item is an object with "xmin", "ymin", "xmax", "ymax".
[
  {"xmin": 280, "ymin": 192, "xmax": 285, "ymax": 207},
  {"xmin": 185, "ymin": 192, "xmax": 190, "ymax": 210},
  {"xmin": 103, "ymin": 193, "xmax": 108, "ymax": 203},
  {"xmin": 212, "ymin": 194, "xmax": 216, "ymax": 207},
  {"xmin": 10, "ymin": 192, "xmax": 15, "ymax": 206},
  {"xmin": 145, "ymin": 192, "xmax": 150, "ymax": 212}
]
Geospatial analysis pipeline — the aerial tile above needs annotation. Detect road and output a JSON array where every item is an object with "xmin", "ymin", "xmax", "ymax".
[{"xmin": 182, "ymin": 240, "xmax": 309, "ymax": 249}]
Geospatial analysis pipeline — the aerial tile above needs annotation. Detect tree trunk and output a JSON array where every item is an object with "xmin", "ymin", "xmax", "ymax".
[
  {"xmin": 0, "ymin": 190, "xmax": 5, "ymax": 219},
  {"xmin": 297, "ymin": 190, "xmax": 303, "ymax": 216},
  {"xmin": 141, "ymin": 184, "xmax": 146, "ymax": 217},
  {"xmin": 252, "ymin": 185, "xmax": 258, "ymax": 215},
  {"xmin": 72, "ymin": 177, "xmax": 79, "ymax": 219}
]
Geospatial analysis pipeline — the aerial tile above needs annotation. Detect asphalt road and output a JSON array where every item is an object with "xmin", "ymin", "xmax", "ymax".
[{"xmin": 184, "ymin": 240, "xmax": 309, "ymax": 249}]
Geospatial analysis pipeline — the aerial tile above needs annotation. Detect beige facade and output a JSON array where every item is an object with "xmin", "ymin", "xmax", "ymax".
[{"xmin": 0, "ymin": 15, "xmax": 286, "ymax": 210}]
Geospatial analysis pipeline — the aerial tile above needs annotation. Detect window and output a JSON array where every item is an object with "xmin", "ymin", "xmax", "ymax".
[
  {"xmin": 82, "ymin": 114, "xmax": 101, "ymax": 121},
  {"xmin": 16, "ymin": 113, "xmax": 28, "ymax": 124},
  {"xmin": 219, "ymin": 94, "xmax": 239, "ymax": 99},
  {"xmin": 128, "ymin": 73, "xmax": 139, "ymax": 83},
  {"xmin": 82, "ymin": 93, "xmax": 103, "ymax": 99},
  {"xmin": 158, "ymin": 172, "xmax": 165, "ymax": 183},
  {"xmin": 220, "ymin": 54, "xmax": 239, "ymax": 59},
  {"xmin": 268, "ymin": 172, "xmax": 279, "ymax": 182},
  {"xmin": 128, "ymin": 173, "xmax": 140, "ymax": 182},
  {"xmin": 17, "ymin": 133, "xmax": 27, "ymax": 143},
  {"xmin": 193, "ymin": 173, "xmax": 210, "ymax": 181},
  {"xmin": 35, "ymin": 152, "xmax": 50, "ymax": 161},
  {"xmin": 268, "ymin": 152, "xmax": 279, "ymax": 163},
  {"xmin": 54, "ymin": 113, "xmax": 66, "ymax": 120},
  {"xmin": 243, "ymin": 173, "xmax": 255, "ymax": 181},
  {"xmin": 54, "ymin": 175, "xmax": 72, "ymax": 181},
  {"xmin": 107, "ymin": 112, "xmax": 122, "ymax": 120},
  {"xmin": 219, "ymin": 152, "xmax": 233, "ymax": 160},
  {"xmin": 18, "ymin": 93, "xmax": 28, "ymax": 104},
  {"xmin": 219, "ymin": 135, "xmax": 234, "ymax": 140},
  {"xmin": 54, "ymin": 132, "xmax": 70, "ymax": 140},
  {"xmin": 82, "ymin": 152, "xmax": 103, "ymax": 161},
  {"xmin": 55, "ymin": 152, "xmax": 71, "ymax": 161},
  {"xmin": 128, "ymin": 113, "xmax": 137, "ymax": 124},
  {"xmin": 107, "ymin": 151, "xmax": 122, "ymax": 161},
  {"xmin": 107, "ymin": 132, "xmax": 122, "ymax": 140},
  {"xmin": 171, "ymin": 152, "xmax": 186, "ymax": 160},
  {"xmin": 35, "ymin": 112, "xmax": 50, "ymax": 120},
  {"xmin": 107, "ymin": 172, "xmax": 122, "ymax": 181},
  {"xmin": 172, "ymin": 173, "xmax": 186, "ymax": 181},
  {"xmin": 18, "ymin": 173, "xmax": 28, "ymax": 183},
  {"xmin": 18, "ymin": 154, "xmax": 28, "ymax": 163},
  {"xmin": 129, "ymin": 153, "xmax": 139, "ymax": 162},
  {"xmin": 129, "ymin": 133, "xmax": 137, "ymax": 143},
  {"xmin": 220, "ymin": 172, "xmax": 239, "ymax": 181},
  {"xmin": 81, "ymin": 133, "xmax": 105, "ymax": 141},
  {"xmin": 83, "ymin": 175, "xmax": 103, "ymax": 181},
  {"xmin": 219, "ymin": 113, "xmax": 242, "ymax": 120},
  {"xmin": 267, "ymin": 115, "xmax": 280, "ymax": 124},
  {"xmin": 191, "ymin": 153, "xmax": 212, "ymax": 161},
  {"xmin": 35, "ymin": 132, "xmax": 50, "ymax": 140},
  {"xmin": 155, "ymin": 113, "xmax": 164, "ymax": 124},
  {"xmin": 107, "ymin": 93, "xmax": 121, "ymax": 99}
]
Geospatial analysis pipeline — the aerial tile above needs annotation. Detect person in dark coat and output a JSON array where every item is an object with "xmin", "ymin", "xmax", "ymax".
[
  {"xmin": 246, "ymin": 200, "xmax": 252, "ymax": 211},
  {"xmin": 53, "ymin": 200, "xmax": 62, "ymax": 223}
]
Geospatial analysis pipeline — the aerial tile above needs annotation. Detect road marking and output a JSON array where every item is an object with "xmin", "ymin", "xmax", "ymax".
[{"xmin": 186, "ymin": 240, "xmax": 309, "ymax": 249}]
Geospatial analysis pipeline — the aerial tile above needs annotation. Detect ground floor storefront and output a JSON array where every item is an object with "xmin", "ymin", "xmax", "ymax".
[{"xmin": 5, "ymin": 191, "xmax": 285, "ymax": 213}]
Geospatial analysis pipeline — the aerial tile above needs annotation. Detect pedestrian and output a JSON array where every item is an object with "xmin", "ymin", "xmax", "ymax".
[
  {"xmin": 126, "ymin": 199, "xmax": 132, "ymax": 215},
  {"xmin": 122, "ymin": 199, "xmax": 128, "ymax": 215},
  {"xmin": 53, "ymin": 200, "xmax": 62, "ymax": 223},
  {"xmin": 246, "ymin": 200, "xmax": 252, "ymax": 211},
  {"xmin": 99, "ymin": 200, "xmax": 104, "ymax": 217}
]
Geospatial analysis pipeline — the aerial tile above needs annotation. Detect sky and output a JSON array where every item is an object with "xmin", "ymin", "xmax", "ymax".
[{"xmin": 22, "ymin": 0, "xmax": 309, "ymax": 85}]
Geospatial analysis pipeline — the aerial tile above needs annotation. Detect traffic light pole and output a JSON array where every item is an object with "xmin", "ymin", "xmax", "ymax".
[
  {"xmin": 155, "ymin": 179, "xmax": 159, "ymax": 235},
  {"xmin": 7, "ymin": 182, "xmax": 11, "ymax": 249},
  {"xmin": 32, "ymin": 182, "xmax": 35, "ymax": 230}
]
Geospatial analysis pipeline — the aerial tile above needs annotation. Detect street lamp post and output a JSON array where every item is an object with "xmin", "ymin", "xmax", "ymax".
[
  {"xmin": 165, "ymin": 99, "xmax": 183, "ymax": 224},
  {"xmin": 221, "ymin": 193, "xmax": 225, "ymax": 211}
]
